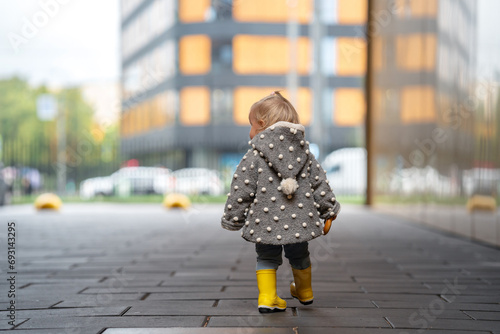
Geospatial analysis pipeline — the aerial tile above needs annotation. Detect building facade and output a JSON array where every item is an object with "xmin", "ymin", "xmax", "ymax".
[
  {"xmin": 370, "ymin": 0, "xmax": 478, "ymax": 193},
  {"xmin": 120, "ymin": 0, "xmax": 367, "ymax": 171}
]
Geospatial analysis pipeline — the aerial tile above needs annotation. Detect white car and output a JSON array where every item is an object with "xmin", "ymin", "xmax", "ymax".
[
  {"xmin": 80, "ymin": 167, "xmax": 172, "ymax": 199},
  {"xmin": 169, "ymin": 168, "xmax": 224, "ymax": 195},
  {"xmin": 79, "ymin": 176, "xmax": 114, "ymax": 199},
  {"xmin": 323, "ymin": 147, "xmax": 367, "ymax": 196},
  {"xmin": 111, "ymin": 167, "xmax": 172, "ymax": 195}
]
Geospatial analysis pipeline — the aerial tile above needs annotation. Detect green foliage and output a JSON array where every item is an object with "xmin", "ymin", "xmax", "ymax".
[{"xmin": 0, "ymin": 77, "xmax": 120, "ymax": 190}]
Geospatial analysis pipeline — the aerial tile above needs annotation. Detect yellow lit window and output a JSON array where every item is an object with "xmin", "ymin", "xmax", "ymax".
[
  {"xmin": 336, "ymin": 37, "xmax": 367, "ymax": 76},
  {"xmin": 396, "ymin": 34, "xmax": 436, "ymax": 71},
  {"xmin": 233, "ymin": 35, "xmax": 310, "ymax": 75},
  {"xmin": 400, "ymin": 86, "xmax": 436, "ymax": 124},
  {"xmin": 180, "ymin": 87, "xmax": 210, "ymax": 126},
  {"xmin": 179, "ymin": 35, "xmax": 211, "ymax": 75},
  {"xmin": 338, "ymin": 0, "xmax": 367, "ymax": 24},
  {"xmin": 411, "ymin": 0, "xmax": 437, "ymax": 16},
  {"xmin": 334, "ymin": 88, "xmax": 365, "ymax": 126},
  {"xmin": 233, "ymin": 0, "xmax": 312, "ymax": 23},
  {"xmin": 179, "ymin": 0, "xmax": 211, "ymax": 22}
]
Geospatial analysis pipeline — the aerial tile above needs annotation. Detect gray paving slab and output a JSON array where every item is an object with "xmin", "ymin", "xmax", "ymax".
[
  {"xmin": 83, "ymin": 286, "xmax": 223, "ymax": 294},
  {"xmin": 389, "ymin": 317, "xmax": 500, "ymax": 331},
  {"xmin": 463, "ymin": 310, "xmax": 500, "ymax": 320},
  {"xmin": 373, "ymin": 300, "xmax": 500, "ymax": 311},
  {"xmin": 208, "ymin": 315, "xmax": 391, "ymax": 328},
  {"xmin": 295, "ymin": 307, "xmax": 470, "ymax": 320},
  {"xmin": 0, "ymin": 306, "xmax": 127, "ymax": 318},
  {"xmin": 1, "ymin": 329, "xmax": 105, "ymax": 334},
  {"xmin": 1, "ymin": 203, "xmax": 499, "ymax": 332},
  {"xmin": 16, "ymin": 316, "xmax": 206, "ymax": 329},
  {"xmin": 104, "ymin": 329, "xmax": 294, "ymax": 334},
  {"xmin": 298, "ymin": 329, "xmax": 492, "ymax": 334}
]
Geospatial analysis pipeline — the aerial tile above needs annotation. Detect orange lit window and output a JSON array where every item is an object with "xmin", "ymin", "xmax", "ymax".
[
  {"xmin": 338, "ymin": 0, "xmax": 367, "ymax": 24},
  {"xmin": 336, "ymin": 37, "xmax": 367, "ymax": 76},
  {"xmin": 400, "ymin": 86, "xmax": 436, "ymax": 124},
  {"xmin": 411, "ymin": 0, "xmax": 437, "ymax": 17},
  {"xmin": 233, "ymin": 87, "xmax": 311, "ymax": 126},
  {"xmin": 180, "ymin": 87, "xmax": 210, "ymax": 126},
  {"xmin": 334, "ymin": 88, "xmax": 365, "ymax": 126},
  {"xmin": 233, "ymin": 35, "xmax": 310, "ymax": 75},
  {"xmin": 233, "ymin": 0, "xmax": 312, "ymax": 23},
  {"xmin": 396, "ymin": 34, "xmax": 436, "ymax": 71},
  {"xmin": 179, "ymin": 0, "xmax": 211, "ymax": 22},
  {"xmin": 151, "ymin": 94, "xmax": 165, "ymax": 129},
  {"xmin": 179, "ymin": 35, "xmax": 211, "ymax": 75},
  {"xmin": 393, "ymin": 0, "xmax": 437, "ymax": 18}
]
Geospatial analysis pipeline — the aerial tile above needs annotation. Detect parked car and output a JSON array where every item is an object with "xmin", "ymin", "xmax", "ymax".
[
  {"xmin": 323, "ymin": 147, "xmax": 367, "ymax": 196},
  {"xmin": 79, "ymin": 167, "xmax": 172, "ymax": 199},
  {"xmin": 79, "ymin": 176, "xmax": 114, "ymax": 199},
  {"xmin": 111, "ymin": 167, "xmax": 171, "ymax": 195},
  {"xmin": 170, "ymin": 168, "xmax": 224, "ymax": 195}
]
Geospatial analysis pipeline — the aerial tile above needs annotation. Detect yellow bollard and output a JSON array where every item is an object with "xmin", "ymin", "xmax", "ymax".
[
  {"xmin": 163, "ymin": 193, "xmax": 191, "ymax": 210},
  {"xmin": 34, "ymin": 193, "xmax": 62, "ymax": 211},
  {"xmin": 466, "ymin": 195, "xmax": 496, "ymax": 213}
]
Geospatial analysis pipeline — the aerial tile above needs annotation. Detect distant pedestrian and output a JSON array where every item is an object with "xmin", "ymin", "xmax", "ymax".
[{"xmin": 221, "ymin": 91, "xmax": 341, "ymax": 313}]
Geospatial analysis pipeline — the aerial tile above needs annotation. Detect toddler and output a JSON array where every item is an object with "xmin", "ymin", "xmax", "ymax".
[{"xmin": 221, "ymin": 91, "xmax": 340, "ymax": 313}]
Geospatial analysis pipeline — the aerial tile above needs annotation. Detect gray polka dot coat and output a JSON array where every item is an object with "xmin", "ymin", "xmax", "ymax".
[{"xmin": 221, "ymin": 121, "xmax": 341, "ymax": 245}]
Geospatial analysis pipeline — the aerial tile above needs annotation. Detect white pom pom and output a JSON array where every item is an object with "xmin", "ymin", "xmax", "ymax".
[{"xmin": 280, "ymin": 178, "xmax": 299, "ymax": 195}]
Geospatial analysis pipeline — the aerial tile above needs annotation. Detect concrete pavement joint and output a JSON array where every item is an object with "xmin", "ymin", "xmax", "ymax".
[
  {"xmin": 384, "ymin": 316, "xmax": 396, "ymax": 328},
  {"xmin": 119, "ymin": 306, "xmax": 131, "ymax": 316}
]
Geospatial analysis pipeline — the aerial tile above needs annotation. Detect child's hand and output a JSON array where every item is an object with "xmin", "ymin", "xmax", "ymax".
[{"xmin": 323, "ymin": 215, "xmax": 337, "ymax": 235}]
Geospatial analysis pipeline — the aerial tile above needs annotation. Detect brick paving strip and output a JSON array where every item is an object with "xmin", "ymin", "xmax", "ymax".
[{"xmin": 0, "ymin": 203, "xmax": 499, "ymax": 333}]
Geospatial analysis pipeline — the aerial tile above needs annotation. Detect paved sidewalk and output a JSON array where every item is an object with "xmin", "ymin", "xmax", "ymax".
[{"xmin": 0, "ymin": 203, "xmax": 499, "ymax": 333}]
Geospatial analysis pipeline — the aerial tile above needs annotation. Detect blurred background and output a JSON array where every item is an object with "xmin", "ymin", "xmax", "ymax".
[{"xmin": 0, "ymin": 0, "xmax": 498, "ymax": 244}]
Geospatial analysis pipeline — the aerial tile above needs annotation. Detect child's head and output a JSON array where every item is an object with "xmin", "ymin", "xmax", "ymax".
[{"xmin": 248, "ymin": 91, "xmax": 300, "ymax": 139}]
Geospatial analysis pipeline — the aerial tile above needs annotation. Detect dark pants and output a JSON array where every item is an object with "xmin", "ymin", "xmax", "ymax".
[{"xmin": 255, "ymin": 242, "xmax": 311, "ymax": 270}]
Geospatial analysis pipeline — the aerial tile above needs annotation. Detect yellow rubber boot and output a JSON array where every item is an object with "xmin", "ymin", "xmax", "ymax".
[
  {"xmin": 256, "ymin": 269, "xmax": 287, "ymax": 313},
  {"xmin": 290, "ymin": 266, "xmax": 314, "ymax": 305}
]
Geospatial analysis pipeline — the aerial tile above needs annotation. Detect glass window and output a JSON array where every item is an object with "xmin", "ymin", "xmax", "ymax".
[
  {"xmin": 233, "ymin": 35, "xmax": 310, "ymax": 75},
  {"xmin": 211, "ymin": 89, "xmax": 233, "ymax": 124},
  {"xmin": 123, "ymin": 40, "xmax": 176, "ymax": 100},
  {"xmin": 322, "ymin": 89, "xmax": 333, "ymax": 124},
  {"xmin": 233, "ymin": 0, "xmax": 312, "ymax": 23},
  {"xmin": 213, "ymin": 0, "xmax": 233, "ymax": 20},
  {"xmin": 336, "ymin": 37, "xmax": 367, "ymax": 76},
  {"xmin": 121, "ymin": 0, "xmax": 175, "ymax": 59},
  {"xmin": 121, "ymin": 0, "xmax": 143, "ymax": 19},
  {"xmin": 321, "ymin": 0, "xmax": 337, "ymax": 23},
  {"xmin": 333, "ymin": 88, "xmax": 365, "ymax": 126},
  {"xmin": 337, "ymin": 0, "xmax": 367, "ymax": 24},
  {"xmin": 212, "ymin": 39, "xmax": 233, "ymax": 72},
  {"xmin": 322, "ymin": 37, "xmax": 336, "ymax": 75},
  {"xmin": 180, "ymin": 87, "xmax": 211, "ymax": 125},
  {"xmin": 179, "ymin": 0, "xmax": 211, "ymax": 22},
  {"xmin": 179, "ymin": 35, "xmax": 212, "ymax": 75}
]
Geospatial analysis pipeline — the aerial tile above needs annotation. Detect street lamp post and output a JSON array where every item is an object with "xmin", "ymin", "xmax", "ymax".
[{"xmin": 37, "ymin": 94, "xmax": 66, "ymax": 195}]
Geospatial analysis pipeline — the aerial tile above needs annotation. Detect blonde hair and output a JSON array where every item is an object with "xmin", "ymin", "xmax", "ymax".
[{"xmin": 250, "ymin": 91, "xmax": 300, "ymax": 130}]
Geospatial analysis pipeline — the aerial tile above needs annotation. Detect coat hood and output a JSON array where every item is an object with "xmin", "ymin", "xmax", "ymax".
[{"xmin": 249, "ymin": 121, "xmax": 309, "ymax": 195}]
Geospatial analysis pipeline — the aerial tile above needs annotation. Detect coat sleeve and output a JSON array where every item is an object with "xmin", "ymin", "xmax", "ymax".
[
  {"xmin": 309, "ymin": 155, "xmax": 341, "ymax": 220},
  {"xmin": 221, "ymin": 150, "xmax": 258, "ymax": 231}
]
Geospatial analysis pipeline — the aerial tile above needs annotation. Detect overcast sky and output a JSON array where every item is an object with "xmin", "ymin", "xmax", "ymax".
[
  {"xmin": 0, "ymin": 0, "xmax": 120, "ymax": 87},
  {"xmin": 0, "ymin": 0, "xmax": 498, "ymax": 87}
]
